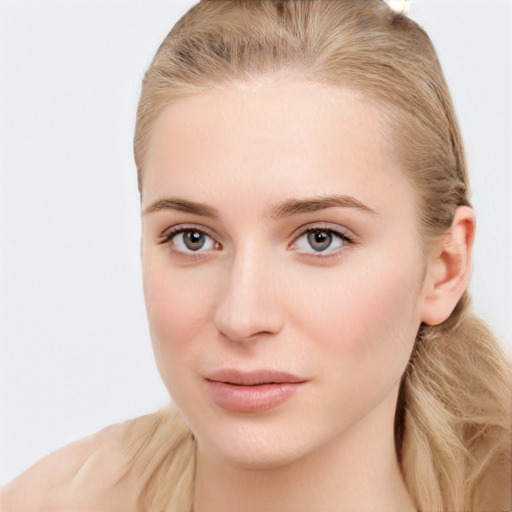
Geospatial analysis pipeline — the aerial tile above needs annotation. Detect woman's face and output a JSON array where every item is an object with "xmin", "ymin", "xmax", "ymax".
[{"xmin": 141, "ymin": 79, "xmax": 431, "ymax": 470}]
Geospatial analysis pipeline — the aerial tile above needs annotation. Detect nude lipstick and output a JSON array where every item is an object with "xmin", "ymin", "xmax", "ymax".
[{"xmin": 204, "ymin": 369, "xmax": 305, "ymax": 412}]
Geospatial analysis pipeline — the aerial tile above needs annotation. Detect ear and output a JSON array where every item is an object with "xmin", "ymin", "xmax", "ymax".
[{"xmin": 420, "ymin": 206, "xmax": 476, "ymax": 326}]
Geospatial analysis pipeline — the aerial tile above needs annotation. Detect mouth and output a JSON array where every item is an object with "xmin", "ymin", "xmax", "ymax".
[{"xmin": 204, "ymin": 369, "xmax": 307, "ymax": 412}]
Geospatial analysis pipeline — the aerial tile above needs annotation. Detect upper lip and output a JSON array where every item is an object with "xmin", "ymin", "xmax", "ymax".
[{"xmin": 205, "ymin": 369, "xmax": 306, "ymax": 386}]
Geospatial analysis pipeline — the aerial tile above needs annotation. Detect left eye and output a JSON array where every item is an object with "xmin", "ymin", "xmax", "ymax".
[
  {"xmin": 165, "ymin": 229, "xmax": 217, "ymax": 253},
  {"xmin": 294, "ymin": 229, "xmax": 346, "ymax": 254}
]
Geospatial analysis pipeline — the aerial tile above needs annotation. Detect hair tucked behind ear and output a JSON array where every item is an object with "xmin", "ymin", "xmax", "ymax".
[{"xmin": 129, "ymin": 1, "xmax": 512, "ymax": 510}]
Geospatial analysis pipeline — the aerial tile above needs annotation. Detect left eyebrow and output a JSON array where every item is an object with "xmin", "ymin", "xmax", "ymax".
[{"xmin": 270, "ymin": 194, "xmax": 377, "ymax": 218}]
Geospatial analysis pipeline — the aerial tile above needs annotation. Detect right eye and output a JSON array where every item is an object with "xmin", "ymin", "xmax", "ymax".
[{"xmin": 159, "ymin": 227, "xmax": 220, "ymax": 254}]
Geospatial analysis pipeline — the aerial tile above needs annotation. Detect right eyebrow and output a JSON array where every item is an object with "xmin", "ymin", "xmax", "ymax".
[{"xmin": 143, "ymin": 198, "xmax": 220, "ymax": 219}]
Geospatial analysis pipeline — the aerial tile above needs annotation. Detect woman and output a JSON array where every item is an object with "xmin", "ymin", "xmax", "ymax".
[{"xmin": 3, "ymin": 0, "xmax": 511, "ymax": 510}]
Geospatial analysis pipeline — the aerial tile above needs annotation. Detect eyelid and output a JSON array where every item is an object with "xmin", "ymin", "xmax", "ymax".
[
  {"xmin": 289, "ymin": 222, "xmax": 355, "ymax": 242},
  {"xmin": 157, "ymin": 222, "xmax": 354, "ymax": 256},
  {"xmin": 158, "ymin": 224, "xmax": 222, "ymax": 251},
  {"xmin": 288, "ymin": 222, "xmax": 355, "ymax": 255}
]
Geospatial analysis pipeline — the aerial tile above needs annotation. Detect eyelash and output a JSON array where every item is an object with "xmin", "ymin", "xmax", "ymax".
[
  {"xmin": 158, "ymin": 225, "xmax": 221, "ymax": 254},
  {"xmin": 158, "ymin": 224, "xmax": 355, "ymax": 257},
  {"xmin": 291, "ymin": 224, "xmax": 355, "ymax": 258}
]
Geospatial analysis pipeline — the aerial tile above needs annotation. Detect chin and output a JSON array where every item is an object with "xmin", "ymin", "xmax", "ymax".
[
  {"xmin": 201, "ymin": 435, "xmax": 312, "ymax": 471},
  {"xmin": 192, "ymin": 409, "xmax": 326, "ymax": 472}
]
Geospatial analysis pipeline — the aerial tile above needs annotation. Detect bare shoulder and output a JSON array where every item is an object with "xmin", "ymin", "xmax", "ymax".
[{"xmin": 1, "ymin": 422, "xmax": 140, "ymax": 512}]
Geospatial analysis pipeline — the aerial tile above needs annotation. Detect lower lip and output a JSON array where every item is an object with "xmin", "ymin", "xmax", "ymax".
[{"xmin": 205, "ymin": 381, "xmax": 303, "ymax": 412}]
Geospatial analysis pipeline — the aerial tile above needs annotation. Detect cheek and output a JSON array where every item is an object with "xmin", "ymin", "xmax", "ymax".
[
  {"xmin": 142, "ymin": 255, "xmax": 217, "ymax": 376},
  {"xmin": 293, "ymin": 251, "xmax": 423, "ymax": 382}
]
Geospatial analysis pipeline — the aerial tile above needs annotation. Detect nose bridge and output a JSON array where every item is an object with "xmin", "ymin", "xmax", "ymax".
[{"xmin": 213, "ymin": 242, "xmax": 283, "ymax": 342}]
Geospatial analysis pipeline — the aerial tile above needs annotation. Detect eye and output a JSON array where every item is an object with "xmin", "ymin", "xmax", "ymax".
[
  {"xmin": 159, "ymin": 226, "xmax": 220, "ymax": 254},
  {"xmin": 293, "ymin": 227, "xmax": 352, "ymax": 255}
]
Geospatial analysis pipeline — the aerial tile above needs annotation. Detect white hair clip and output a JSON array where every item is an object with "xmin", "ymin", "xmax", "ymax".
[{"xmin": 382, "ymin": 0, "xmax": 408, "ymax": 18}]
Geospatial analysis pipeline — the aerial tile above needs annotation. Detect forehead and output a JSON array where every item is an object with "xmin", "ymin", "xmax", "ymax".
[{"xmin": 142, "ymin": 79, "xmax": 415, "ymax": 217}]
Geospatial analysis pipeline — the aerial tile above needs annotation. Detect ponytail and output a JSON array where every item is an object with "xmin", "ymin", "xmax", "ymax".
[
  {"xmin": 123, "ymin": 408, "xmax": 195, "ymax": 512},
  {"xmin": 398, "ymin": 294, "xmax": 512, "ymax": 511}
]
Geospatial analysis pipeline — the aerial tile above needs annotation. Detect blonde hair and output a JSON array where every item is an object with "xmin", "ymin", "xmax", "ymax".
[{"xmin": 128, "ymin": 1, "xmax": 512, "ymax": 510}]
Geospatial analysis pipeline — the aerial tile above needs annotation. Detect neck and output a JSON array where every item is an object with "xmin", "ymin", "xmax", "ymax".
[{"xmin": 193, "ymin": 386, "xmax": 416, "ymax": 512}]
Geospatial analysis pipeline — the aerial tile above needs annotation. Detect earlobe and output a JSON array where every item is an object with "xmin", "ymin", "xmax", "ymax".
[{"xmin": 420, "ymin": 206, "xmax": 476, "ymax": 326}]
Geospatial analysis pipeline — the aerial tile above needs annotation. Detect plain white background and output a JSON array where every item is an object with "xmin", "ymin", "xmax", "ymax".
[{"xmin": 1, "ymin": 0, "xmax": 511, "ymax": 484}]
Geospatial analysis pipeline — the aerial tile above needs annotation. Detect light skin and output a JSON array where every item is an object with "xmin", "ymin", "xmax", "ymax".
[
  {"xmin": 1, "ymin": 80, "xmax": 474, "ymax": 511},
  {"xmin": 140, "ymin": 78, "xmax": 475, "ymax": 512}
]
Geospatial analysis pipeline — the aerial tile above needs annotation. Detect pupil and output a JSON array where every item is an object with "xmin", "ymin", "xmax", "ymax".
[
  {"xmin": 308, "ymin": 230, "xmax": 332, "ymax": 251},
  {"xmin": 184, "ymin": 231, "xmax": 205, "ymax": 251}
]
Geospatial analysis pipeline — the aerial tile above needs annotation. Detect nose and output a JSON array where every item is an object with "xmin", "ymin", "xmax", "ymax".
[{"xmin": 213, "ymin": 247, "xmax": 284, "ymax": 343}]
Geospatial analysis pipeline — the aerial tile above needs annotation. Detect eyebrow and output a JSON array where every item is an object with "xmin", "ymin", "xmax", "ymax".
[
  {"xmin": 270, "ymin": 194, "xmax": 377, "ymax": 218},
  {"xmin": 143, "ymin": 198, "xmax": 220, "ymax": 218},
  {"xmin": 143, "ymin": 194, "xmax": 376, "ymax": 219}
]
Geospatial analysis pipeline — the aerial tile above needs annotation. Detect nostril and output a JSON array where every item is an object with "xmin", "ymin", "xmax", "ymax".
[{"xmin": 213, "ymin": 298, "xmax": 284, "ymax": 343}]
